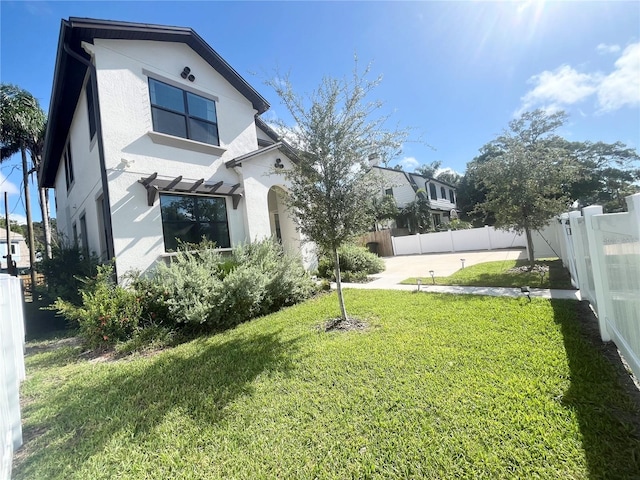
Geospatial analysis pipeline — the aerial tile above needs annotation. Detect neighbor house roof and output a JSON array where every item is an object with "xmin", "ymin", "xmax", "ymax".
[{"xmin": 40, "ymin": 17, "xmax": 270, "ymax": 187}]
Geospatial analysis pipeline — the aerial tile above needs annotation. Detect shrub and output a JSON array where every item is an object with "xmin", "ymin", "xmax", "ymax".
[
  {"xmin": 52, "ymin": 264, "xmax": 142, "ymax": 348},
  {"xmin": 145, "ymin": 244, "xmax": 226, "ymax": 326},
  {"xmin": 53, "ymin": 238, "xmax": 316, "ymax": 348},
  {"xmin": 317, "ymin": 244, "xmax": 385, "ymax": 282},
  {"xmin": 138, "ymin": 238, "xmax": 316, "ymax": 331},
  {"xmin": 39, "ymin": 243, "xmax": 100, "ymax": 305},
  {"xmin": 436, "ymin": 219, "xmax": 473, "ymax": 231}
]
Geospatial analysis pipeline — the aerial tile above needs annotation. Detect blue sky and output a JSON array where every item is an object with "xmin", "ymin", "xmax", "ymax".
[{"xmin": 1, "ymin": 0, "xmax": 639, "ymax": 222}]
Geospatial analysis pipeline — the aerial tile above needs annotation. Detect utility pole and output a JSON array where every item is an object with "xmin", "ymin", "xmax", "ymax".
[{"xmin": 4, "ymin": 192, "xmax": 15, "ymax": 275}]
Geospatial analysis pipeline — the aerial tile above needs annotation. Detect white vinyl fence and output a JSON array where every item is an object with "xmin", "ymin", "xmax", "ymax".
[
  {"xmin": 0, "ymin": 274, "xmax": 25, "ymax": 480},
  {"xmin": 556, "ymin": 194, "xmax": 640, "ymax": 380},
  {"xmin": 391, "ymin": 224, "xmax": 561, "ymax": 259}
]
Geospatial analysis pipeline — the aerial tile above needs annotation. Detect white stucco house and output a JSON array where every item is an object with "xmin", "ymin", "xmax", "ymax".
[
  {"xmin": 371, "ymin": 165, "xmax": 458, "ymax": 228},
  {"xmin": 40, "ymin": 17, "xmax": 312, "ymax": 282},
  {"xmin": 0, "ymin": 231, "xmax": 29, "ymax": 270}
]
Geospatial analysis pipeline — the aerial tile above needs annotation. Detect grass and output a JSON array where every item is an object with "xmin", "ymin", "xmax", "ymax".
[
  {"xmin": 401, "ymin": 259, "xmax": 575, "ymax": 289},
  {"xmin": 15, "ymin": 290, "xmax": 640, "ymax": 479}
]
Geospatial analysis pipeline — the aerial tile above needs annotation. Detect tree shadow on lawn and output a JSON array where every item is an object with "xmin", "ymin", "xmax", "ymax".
[
  {"xmin": 15, "ymin": 331, "xmax": 299, "ymax": 478},
  {"xmin": 551, "ymin": 299, "xmax": 640, "ymax": 478}
]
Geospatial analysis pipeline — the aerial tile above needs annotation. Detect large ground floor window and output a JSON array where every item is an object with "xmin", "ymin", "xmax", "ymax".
[{"xmin": 159, "ymin": 194, "xmax": 231, "ymax": 251}]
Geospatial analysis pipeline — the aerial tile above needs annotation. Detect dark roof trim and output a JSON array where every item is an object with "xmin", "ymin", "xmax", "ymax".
[
  {"xmin": 255, "ymin": 116, "xmax": 281, "ymax": 143},
  {"xmin": 41, "ymin": 17, "xmax": 270, "ymax": 187},
  {"xmin": 225, "ymin": 142, "xmax": 285, "ymax": 168}
]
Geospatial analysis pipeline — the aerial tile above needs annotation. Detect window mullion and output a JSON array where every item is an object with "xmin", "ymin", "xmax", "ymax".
[{"xmin": 183, "ymin": 90, "xmax": 192, "ymax": 140}]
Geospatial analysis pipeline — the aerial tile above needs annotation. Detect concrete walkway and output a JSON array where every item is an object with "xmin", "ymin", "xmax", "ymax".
[{"xmin": 334, "ymin": 249, "xmax": 581, "ymax": 300}]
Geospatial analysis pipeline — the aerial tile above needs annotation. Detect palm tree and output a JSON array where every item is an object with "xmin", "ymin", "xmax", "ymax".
[{"xmin": 1, "ymin": 84, "xmax": 48, "ymax": 289}]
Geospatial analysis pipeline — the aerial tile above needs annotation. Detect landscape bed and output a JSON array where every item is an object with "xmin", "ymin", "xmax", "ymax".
[{"xmin": 15, "ymin": 290, "xmax": 640, "ymax": 479}]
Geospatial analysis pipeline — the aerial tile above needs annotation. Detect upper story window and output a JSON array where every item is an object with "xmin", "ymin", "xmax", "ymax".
[
  {"xmin": 86, "ymin": 80, "xmax": 96, "ymax": 140},
  {"xmin": 449, "ymin": 189, "xmax": 455, "ymax": 204},
  {"xmin": 63, "ymin": 142, "xmax": 74, "ymax": 191},
  {"xmin": 148, "ymin": 78, "xmax": 219, "ymax": 146},
  {"xmin": 429, "ymin": 183, "xmax": 437, "ymax": 200},
  {"xmin": 440, "ymin": 186, "xmax": 446, "ymax": 199},
  {"xmin": 384, "ymin": 188, "xmax": 393, "ymax": 196}
]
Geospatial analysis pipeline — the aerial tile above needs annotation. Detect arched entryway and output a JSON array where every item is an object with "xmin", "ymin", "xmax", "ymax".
[{"xmin": 267, "ymin": 186, "xmax": 301, "ymax": 255}]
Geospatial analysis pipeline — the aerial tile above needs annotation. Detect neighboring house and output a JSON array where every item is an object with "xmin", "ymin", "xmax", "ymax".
[
  {"xmin": 372, "ymin": 165, "xmax": 458, "ymax": 227},
  {"xmin": 0, "ymin": 231, "xmax": 29, "ymax": 270},
  {"xmin": 40, "ymin": 17, "xmax": 313, "ymax": 283}
]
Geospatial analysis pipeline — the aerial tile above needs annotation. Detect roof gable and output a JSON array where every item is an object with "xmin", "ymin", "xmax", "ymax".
[{"xmin": 41, "ymin": 17, "xmax": 270, "ymax": 187}]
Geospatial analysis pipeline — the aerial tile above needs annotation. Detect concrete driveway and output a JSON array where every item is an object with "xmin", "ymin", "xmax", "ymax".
[{"xmin": 368, "ymin": 248, "xmax": 528, "ymax": 287}]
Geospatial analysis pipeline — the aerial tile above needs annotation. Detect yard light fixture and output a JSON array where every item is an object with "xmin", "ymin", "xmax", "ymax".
[
  {"xmin": 521, "ymin": 286, "xmax": 531, "ymax": 302},
  {"xmin": 417, "ymin": 278, "xmax": 422, "ymax": 292},
  {"xmin": 429, "ymin": 270, "xmax": 435, "ymax": 285},
  {"xmin": 460, "ymin": 258, "xmax": 466, "ymax": 269}
]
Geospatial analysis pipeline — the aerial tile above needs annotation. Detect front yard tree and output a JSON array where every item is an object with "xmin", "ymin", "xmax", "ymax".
[
  {"xmin": 0, "ymin": 84, "xmax": 47, "ymax": 287},
  {"xmin": 268, "ymin": 63, "xmax": 407, "ymax": 322},
  {"xmin": 474, "ymin": 110, "xmax": 577, "ymax": 268},
  {"xmin": 371, "ymin": 194, "xmax": 399, "ymax": 231}
]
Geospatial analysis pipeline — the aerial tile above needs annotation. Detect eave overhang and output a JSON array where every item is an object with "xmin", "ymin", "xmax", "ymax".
[{"xmin": 225, "ymin": 140, "xmax": 299, "ymax": 169}]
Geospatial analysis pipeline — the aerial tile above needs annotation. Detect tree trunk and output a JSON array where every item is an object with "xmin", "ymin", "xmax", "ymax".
[
  {"xmin": 524, "ymin": 226, "xmax": 535, "ymax": 270},
  {"xmin": 38, "ymin": 186, "xmax": 52, "ymax": 259},
  {"xmin": 333, "ymin": 247, "xmax": 348, "ymax": 322},
  {"xmin": 21, "ymin": 148, "xmax": 37, "ymax": 291}
]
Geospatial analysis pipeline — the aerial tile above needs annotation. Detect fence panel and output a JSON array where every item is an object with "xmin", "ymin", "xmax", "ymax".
[
  {"xmin": 419, "ymin": 231, "xmax": 452, "ymax": 253},
  {"xmin": 0, "ymin": 274, "xmax": 25, "ymax": 480},
  {"xmin": 558, "ymin": 194, "xmax": 640, "ymax": 381},
  {"xmin": 392, "ymin": 234, "xmax": 421, "ymax": 255},
  {"xmin": 592, "ymin": 205, "xmax": 640, "ymax": 378}
]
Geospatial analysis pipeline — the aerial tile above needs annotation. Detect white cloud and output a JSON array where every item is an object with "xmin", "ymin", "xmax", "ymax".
[
  {"xmin": 520, "ymin": 65, "xmax": 600, "ymax": 113},
  {"xmin": 398, "ymin": 156, "xmax": 420, "ymax": 171},
  {"xmin": 9, "ymin": 213, "xmax": 27, "ymax": 225},
  {"xmin": 596, "ymin": 43, "xmax": 621, "ymax": 55},
  {"xmin": 0, "ymin": 173, "xmax": 18, "ymax": 194},
  {"xmin": 519, "ymin": 42, "xmax": 640, "ymax": 115},
  {"xmin": 435, "ymin": 167, "xmax": 463, "ymax": 177},
  {"xmin": 597, "ymin": 43, "xmax": 640, "ymax": 112}
]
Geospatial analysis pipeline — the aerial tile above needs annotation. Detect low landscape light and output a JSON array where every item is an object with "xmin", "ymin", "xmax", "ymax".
[
  {"xmin": 460, "ymin": 258, "xmax": 466, "ymax": 269},
  {"xmin": 429, "ymin": 270, "xmax": 435, "ymax": 284},
  {"xmin": 416, "ymin": 278, "xmax": 422, "ymax": 292}
]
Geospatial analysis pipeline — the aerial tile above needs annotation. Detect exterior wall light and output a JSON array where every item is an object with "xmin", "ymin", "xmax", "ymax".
[
  {"xmin": 181, "ymin": 66, "xmax": 195, "ymax": 82},
  {"xmin": 274, "ymin": 158, "xmax": 284, "ymax": 169}
]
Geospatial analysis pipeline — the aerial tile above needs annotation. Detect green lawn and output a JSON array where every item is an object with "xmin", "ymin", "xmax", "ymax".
[
  {"xmin": 401, "ymin": 259, "xmax": 575, "ymax": 289},
  {"xmin": 16, "ymin": 290, "xmax": 639, "ymax": 479}
]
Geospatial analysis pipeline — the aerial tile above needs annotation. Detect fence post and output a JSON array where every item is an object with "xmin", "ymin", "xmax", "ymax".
[
  {"xmin": 568, "ymin": 211, "xmax": 588, "ymax": 296},
  {"xmin": 626, "ymin": 193, "xmax": 640, "ymax": 239},
  {"xmin": 565, "ymin": 211, "xmax": 581, "ymax": 288},
  {"xmin": 583, "ymin": 205, "xmax": 611, "ymax": 341}
]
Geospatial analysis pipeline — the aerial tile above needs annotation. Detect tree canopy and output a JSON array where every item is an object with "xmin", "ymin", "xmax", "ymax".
[
  {"xmin": 472, "ymin": 110, "xmax": 579, "ymax": 266},
  {"xmin": 267, "ymin": 62, "xmax": 408, "ymax": 321}
]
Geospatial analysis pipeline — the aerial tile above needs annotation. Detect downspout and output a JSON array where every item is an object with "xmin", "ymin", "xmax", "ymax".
[{"xmin": 63, "ymin": 42, "xmax": 116, "ymax": 276}]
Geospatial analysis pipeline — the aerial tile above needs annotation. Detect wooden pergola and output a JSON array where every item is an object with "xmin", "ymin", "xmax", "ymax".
[{"xmin": 138, "ymin": 173, "xmax": 243, "ymax": 209}]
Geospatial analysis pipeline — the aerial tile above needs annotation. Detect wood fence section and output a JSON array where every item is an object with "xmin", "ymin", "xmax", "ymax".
[
  {"xmin": 357, "ymin": 230, "xmax": 394, "ymax": 257},
  {"xmin": 0, "ymin": 274, "xmax": 25, "ymax": 480}
]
